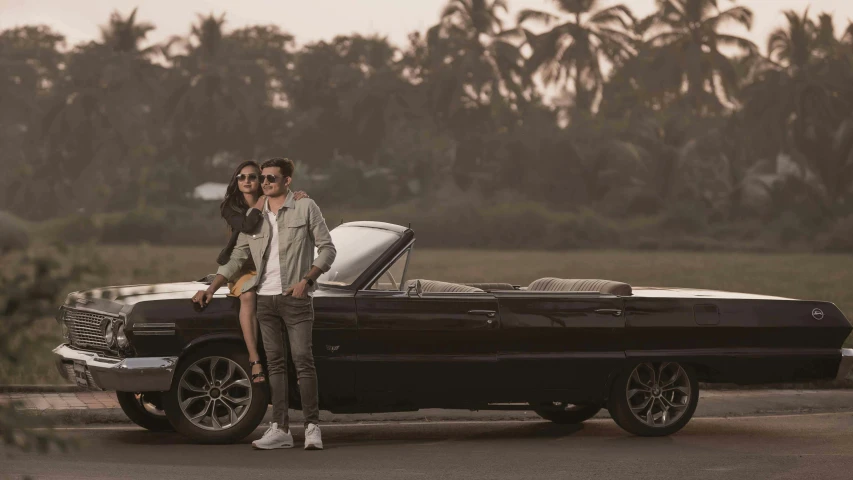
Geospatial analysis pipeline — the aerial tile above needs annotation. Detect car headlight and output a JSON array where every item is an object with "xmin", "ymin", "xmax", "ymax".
[
  {"xmin": 104, "ymin": 322, "xmax": 116, "ymax": 347},
  {"xmin": 61, "ymin": 321, "xmax": 70, "ymax": 342},
  {"xmin": 116, "ymin": 323, "xmax": 129, "ymax": 349},
  {"xmin": 57, "ymin": 308, "xmax": 70, "ymax": 342}
]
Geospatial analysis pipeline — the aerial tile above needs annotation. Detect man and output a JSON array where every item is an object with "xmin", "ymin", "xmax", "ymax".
[{"xmin": 193, "ymin": 157, "xmax": 336, "ymax": 450}]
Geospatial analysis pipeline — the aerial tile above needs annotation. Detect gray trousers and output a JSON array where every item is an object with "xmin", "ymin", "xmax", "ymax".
[{"xmin": 256, "ymin": 294, "xmax": 319, "ymax": 428}]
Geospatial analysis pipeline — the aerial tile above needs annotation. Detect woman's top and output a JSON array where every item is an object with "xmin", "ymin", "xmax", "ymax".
[{"xmin": 216, "ymin": 205, "xmax": 263, "ymax": 265}]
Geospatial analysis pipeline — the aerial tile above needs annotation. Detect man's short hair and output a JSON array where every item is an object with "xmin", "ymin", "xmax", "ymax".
[{"xmin": 260, "ymin": 157, "xmax": 295, "ymax": 178}]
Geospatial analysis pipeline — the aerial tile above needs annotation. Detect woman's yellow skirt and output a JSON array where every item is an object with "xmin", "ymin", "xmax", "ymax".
[{"xmin": 227, "ymin": 260, "xmax": 257, "ymax": 297}]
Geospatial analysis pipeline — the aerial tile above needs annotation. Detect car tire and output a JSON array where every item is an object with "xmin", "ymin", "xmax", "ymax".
[
  {"xmin": 531, "ymin": 403, "xmax": 601, "ymax": 424},
  {"xmin": 116, "ymin": 391, "xmax": 173, "ymax": 432},
  {"xmin": 607, "ymin": 361, "xmax": 699, "ymax": 437},
  {"xmin": 162, "ymin": 343, "xmax": 269, "ymax": 444}
]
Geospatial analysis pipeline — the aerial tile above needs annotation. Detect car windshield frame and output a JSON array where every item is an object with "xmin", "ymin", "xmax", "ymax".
[{"xmin": 316, "ymin": 222, "xmax": 413, "ymax": 291}]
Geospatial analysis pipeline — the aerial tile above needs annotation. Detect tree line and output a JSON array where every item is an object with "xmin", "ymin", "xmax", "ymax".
[{"xmin": 2, "ymin": 0, "xmax": 853, "ymax": 249}]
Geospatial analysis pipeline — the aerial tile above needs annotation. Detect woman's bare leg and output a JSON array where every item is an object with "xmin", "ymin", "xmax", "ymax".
[{"xmin": 238, "ymin": 290, "xmax": 263, "ymax": 382}]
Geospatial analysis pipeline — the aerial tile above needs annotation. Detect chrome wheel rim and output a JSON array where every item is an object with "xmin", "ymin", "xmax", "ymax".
[
  {"xmin": 177, "ymin": 356, "xmax": 252, "ymax": 431},
  {"xmin": 626, "ymin": 362, "xmax": 691, "ymax": 428},
  {"xmin": 135, "ymin": 393, "xmax": 166, "ymax": 417}
]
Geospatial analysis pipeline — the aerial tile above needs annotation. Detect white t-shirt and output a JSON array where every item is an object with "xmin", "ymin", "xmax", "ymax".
[{"xmin": 256, "ymin": 208, "xmax": 283, "ymax": 295}]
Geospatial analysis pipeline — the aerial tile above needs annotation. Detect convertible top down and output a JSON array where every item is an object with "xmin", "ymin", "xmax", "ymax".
[{"xmin": 53, "ymin": 221, "xmax": 853, "ymax": 443}]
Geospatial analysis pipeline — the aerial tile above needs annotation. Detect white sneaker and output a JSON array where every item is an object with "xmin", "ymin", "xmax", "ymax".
[
  {"xmin": 304, "ymin": 423, "xmax": 323, "ymax": 450},
  {"xmin": 252, "ymin": 422, "xmax": 293, "ymax": 450}
]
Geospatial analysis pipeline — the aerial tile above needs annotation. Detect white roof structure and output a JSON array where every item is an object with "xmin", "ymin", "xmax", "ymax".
[{"xmin": 192, "ymin": 182, "xmax": 228, "ymax": 201}]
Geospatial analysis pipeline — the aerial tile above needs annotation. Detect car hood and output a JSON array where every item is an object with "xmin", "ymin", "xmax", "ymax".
[{"xmin": 66, "ymin": 281, "xmax": 219, "ymax": 307}]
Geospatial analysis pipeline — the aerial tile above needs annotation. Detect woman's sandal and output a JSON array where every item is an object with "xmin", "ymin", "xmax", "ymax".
[{"xmin": 249, "ymin": 360, "xmax": 266, "ymax": 384}]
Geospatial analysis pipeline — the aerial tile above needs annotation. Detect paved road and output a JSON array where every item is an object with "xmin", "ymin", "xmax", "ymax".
[
  {"xmin": 9, "ymin": 389, "xmax": 853, "ymax": 425},
  {"xmin": 4, "ymin": 413, "xmax": 853, "ymax": 480}
]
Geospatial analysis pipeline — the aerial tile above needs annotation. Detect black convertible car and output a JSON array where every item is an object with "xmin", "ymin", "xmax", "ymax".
[{"xmin": 54, "ymin": 221, "xmax": 853, "ymax": 443}]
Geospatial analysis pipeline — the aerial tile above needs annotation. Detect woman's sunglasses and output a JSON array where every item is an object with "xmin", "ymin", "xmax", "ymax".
[{"xmin": 236, "ymin": 173, "xmax": 259, "ymax": 182}]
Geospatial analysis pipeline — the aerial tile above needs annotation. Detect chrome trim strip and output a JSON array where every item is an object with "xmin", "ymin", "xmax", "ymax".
[
  {"xmin": 500, "ymin": 351, "xmax": 626, "ymax": 360},
  {"xmin": 134, "ymin": 330, "xmax": 176, "ymax": 336},
  {"xmin": 626, "ymin": 347, "xmax": 842, "ymax": 358},
  {"xmin": 134, "ymin": 323, "xmax": 176, "ymax": 329},
  {"xmin": 64, "ymin": 305, "xmax": 121, "ymax": 318},
  {"xmin": 53, "ymin": 344, "xmax": 177, "ymax": 392},
  {"xmin": 838, "ymin": 348, "xmax": 853, "ymax": 381},
  {"xmin": 357, "ymin": 354, "xmax": 497, "ymax": 363}
]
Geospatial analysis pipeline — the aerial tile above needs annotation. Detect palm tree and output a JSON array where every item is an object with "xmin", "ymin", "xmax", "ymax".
[
  {"xmin": 40, "ymin": 8, "xmax": 163, "ymax": 212},
  {"xmin": 765, "ymin": 8, "xmax": 828, "ymax": 72},
  {"xmin": 0, "ymin": 26, "xmax": 66, "ymax": 218},
  {"xmin": 0, "ymin": 26, "xmax": 64, "ymax": 121},
  {"xmin": 743, "ymin": 9, "xmax": 842, "ymax": 156},
  {"xmin": 423, "ymin": 0, "xmax": 529, "ymax": 120},
  {"xmin": 743, "ymin": 11, "xmax": 853, "ymax": 216},
  {"xmin": 164, "ymin": 14, "xmax": 295, "ymax": 175},
  {"xmin": 99, "ymin": 7, "xmax": 155, "ymax": 53},
  {"xmin": 285, "ymin": 34, "xmax": 413, "ymax": 165},
  {"xmin": 441, "ymin": 0, "xmax": 505, "ymax": 37},
  {"xmin": 516, "ymin": 0, "xmax": 636, "ymax": 112},
  {"xmin": 413, "ymin": 0, "xmax": 532, "ymax": 191},
  {"xmin": 844, "ymin": 22, "xmax": 853, "ymax": 47},
  {"xmin": 643, "ymin": 0, "xmax": 756, "ymax": 113}
]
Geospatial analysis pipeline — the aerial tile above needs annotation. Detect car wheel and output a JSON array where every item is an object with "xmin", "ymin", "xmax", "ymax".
[
  {"xmin": 530, "ymin": 402, "xmax": 601, "ymax": 424},
  {"xmin": 608, "ymin": 361, "xmax": 699, "ymax": 437},
  {"xmin": 162, "ymin": 344, "xmax": 269, "ymax": 444},
  {"xmin": 116, "ymin": 391, "xmax": 173, "ymax": 432}
]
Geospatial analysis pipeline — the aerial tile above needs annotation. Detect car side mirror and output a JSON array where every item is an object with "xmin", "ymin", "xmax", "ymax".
[{"xmin": 407, "ymin": 280, "xmax": 422, "ymax": 298}]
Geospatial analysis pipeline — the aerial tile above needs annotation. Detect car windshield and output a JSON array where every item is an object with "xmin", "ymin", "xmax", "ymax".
[{"xmin": 317, "ymin": 225, "xmax": 402, "ymax": 287}]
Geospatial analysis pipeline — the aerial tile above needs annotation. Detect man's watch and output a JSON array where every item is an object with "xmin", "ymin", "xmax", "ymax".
[{"xmin": 303, "ymin": 276, "xmax": 315, "ymax": 286}]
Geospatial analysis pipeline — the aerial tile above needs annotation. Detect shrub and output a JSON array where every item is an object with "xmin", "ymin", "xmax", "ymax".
[
  {"xmin": 767, "ymin": 212, "xmax": 806, "ymax": 246},
  {"xmin": 0, "ymin": 211, "xmax": 29, "ymax": 252},
  {"xmin": 546, "ymin": 208, "xmax": 623, "ymax": 249},
  {"xmin": 101, "ymin": 208, "xmax": 169, "ymax": 244},
  {"xmin": 158, "ymin": 206, "xmax": 229, "ymax": 246},
  {"xmin": 661, "ymin": 201, "xmax": 708, "ymax": 234},
  {"xmin": 818, "ymin": 215, "xmax": 853, "ymax": 252},
  {"xmin": 98, "ymin": 205, "xmax": 229, "ymax": 245},
  {"xmin": 42, "ymin": 213, "xmax": 101, "ymax": 244},
  {"xmin": 480, "ymin": 202, "xmax": 555, "ymax": 248}
]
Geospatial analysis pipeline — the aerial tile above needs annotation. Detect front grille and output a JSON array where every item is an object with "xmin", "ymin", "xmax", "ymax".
[{"xmin": 64, "ymin": 308, "xmax": 112, "ymax": 350}]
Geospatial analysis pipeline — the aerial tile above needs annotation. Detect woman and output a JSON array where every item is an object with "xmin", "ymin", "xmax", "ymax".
[{"xmin": 209, "ymin": 160, "xmax": 308, "ymax": 383}]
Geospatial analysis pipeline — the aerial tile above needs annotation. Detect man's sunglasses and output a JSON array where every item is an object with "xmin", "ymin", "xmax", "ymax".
[
  {"xmin": 260, "ymin": 174, "xmax": 281, "ymax": 184},
  {"xmin": 236, "ymin": 173, "xmax": 258, "ymax": 182}
]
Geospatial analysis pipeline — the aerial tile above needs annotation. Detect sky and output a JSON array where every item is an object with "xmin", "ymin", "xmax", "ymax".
[{"xmin": 1, "ymin": 0, "xmax": 852, "ymax": 54}]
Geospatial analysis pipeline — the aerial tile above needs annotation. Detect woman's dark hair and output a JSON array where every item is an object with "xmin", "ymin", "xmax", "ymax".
[{"xmin": 220, "ymin": 160, "xmax": 261, "ymax": 221}]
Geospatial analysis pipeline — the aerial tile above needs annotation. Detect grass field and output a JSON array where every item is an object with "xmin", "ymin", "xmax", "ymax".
[{"xmin": 7, "ymin": 245, "xmax": 853, "ymax": 384}]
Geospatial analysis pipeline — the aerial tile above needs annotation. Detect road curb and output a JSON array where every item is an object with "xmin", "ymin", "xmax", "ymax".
[
  {"xmin": 3, "ymin": 381, "xmax": 850, "ymax": 394},
  {"xmin": 14, "ymin": 389, "xmax": 853, "ymax": 426},
  {"xmin": 3, "ymin": 376, "xmax": 851, "ymax": 394},
  {"xmin": 24, "ymin": 407, "xmax": 130, "ymax": 425},
  {"xmin": 0, "ymin": 384, "xmax": 90, "ymax": 393}
]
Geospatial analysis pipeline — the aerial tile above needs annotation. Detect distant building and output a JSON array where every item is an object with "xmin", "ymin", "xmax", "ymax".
[{"xmin": 192, "ymin": 182, "xmax": 228, "ymax": 201}]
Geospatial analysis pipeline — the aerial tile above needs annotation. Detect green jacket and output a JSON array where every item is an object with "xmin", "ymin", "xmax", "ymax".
[{"xmin": 216, "ymin": 190, "xmax": 336, "ymax": 295}]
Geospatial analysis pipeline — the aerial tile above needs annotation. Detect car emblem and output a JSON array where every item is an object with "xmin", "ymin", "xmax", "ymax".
[
  {"xmin": 811, "ymin": 308, "xmax": 824, "ymax": 320},
  {"xmin": 326, "ymin": 345, "xmax": 340, "ymax": 352},
  {"xmin": 76, "ymin": 297, "xmax": 90, "ymax": 305}
]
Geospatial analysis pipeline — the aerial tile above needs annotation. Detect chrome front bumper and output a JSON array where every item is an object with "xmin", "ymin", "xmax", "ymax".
[
  {"xmin": 839, "ymin": 348, "xmax": 853, "ymax": 381},
  {"xmin": 53, "ymin": 344, "xmax": 178, "ymax": 392}
]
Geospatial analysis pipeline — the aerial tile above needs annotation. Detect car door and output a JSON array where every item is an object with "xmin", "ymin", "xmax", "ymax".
[
  {"xmin": 355, "ymin": 257, "xmax": 499, "ymax": 403},
  {"xmin": 310, "ymin": 290, "xmax": 359, "ymax": 409},
  {"xmin": 494, "ymin": 291, "xmax": 626, "ymax": 402}
]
